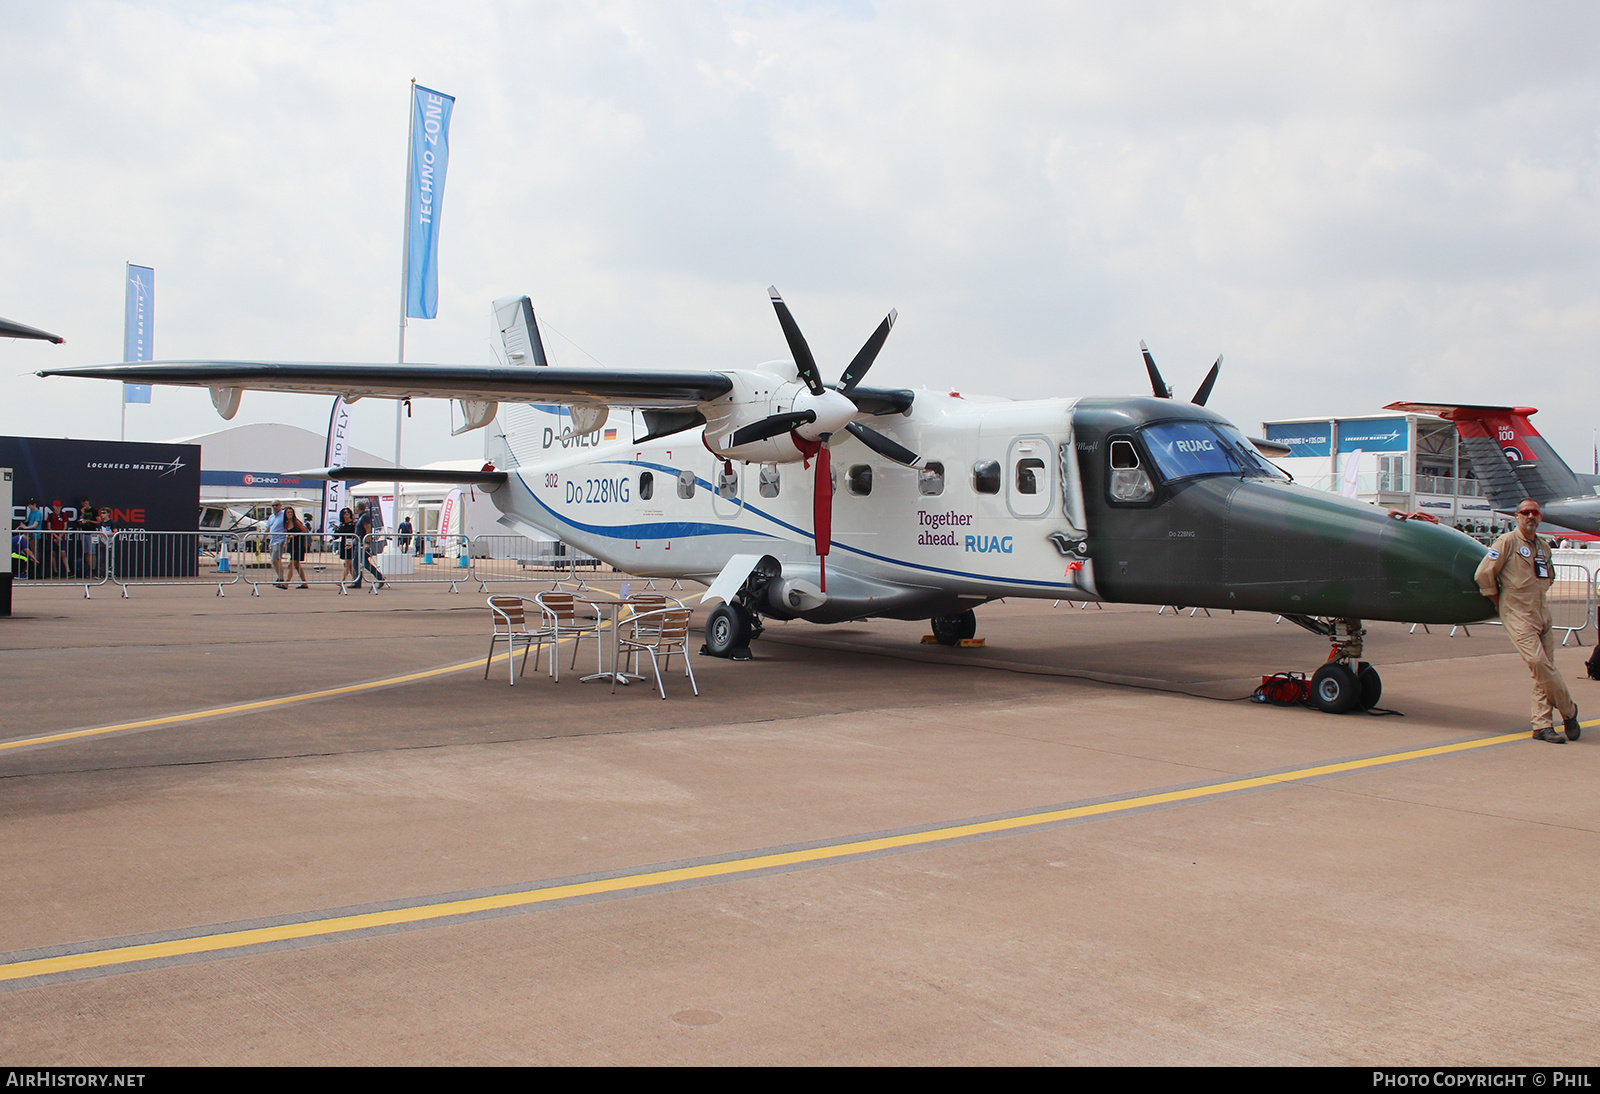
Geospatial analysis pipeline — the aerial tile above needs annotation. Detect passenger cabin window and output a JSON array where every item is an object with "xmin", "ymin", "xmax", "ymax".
[
  {"xmin": 676, "ymin": 470, "xmax": 696, "ymax": 499},
  {"xmin": 918, "ymin": 462, "xmax": 945, "ymax": 496},
  {"xmin": 1015, "ymin": 457, "xmax": 1046, "ymax": 495},
  {"xmin": 972, "ymin": 460, "xmax": 1001, "ymax": 495},
  {"xmin": 638, "ymin": 471, "xmax": 654, "ymax": 501},
  {"xmin": 759, "ymin": 464, "xmax": 780, "ymax": 498},
  {"xmin": 716, "ymin": 466, "xmax": 738, "ymax": 499},
  {"xmin": 1108, "ymin": 440, "xmax": 1155, "ymax": 503},
  {"xmin": 847, "ymin": 464, "xmax": 872, "ymax": 496}
]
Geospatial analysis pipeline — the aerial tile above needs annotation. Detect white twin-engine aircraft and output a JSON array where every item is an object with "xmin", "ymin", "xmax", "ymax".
[{"xmin": 46, "ymin": 288, "xmax": 1491, "ymax": 709}]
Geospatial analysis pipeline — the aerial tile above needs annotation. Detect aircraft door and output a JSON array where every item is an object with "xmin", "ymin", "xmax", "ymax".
[{"xmin": 1006, "ymin": 436, "xmax": 1055, "ymax": 519}]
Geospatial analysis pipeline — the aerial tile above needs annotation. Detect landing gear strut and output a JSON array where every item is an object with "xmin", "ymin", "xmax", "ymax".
[{"xmin": 1283, "ymin": 616, "xmax": 1382, "ymax": 713}]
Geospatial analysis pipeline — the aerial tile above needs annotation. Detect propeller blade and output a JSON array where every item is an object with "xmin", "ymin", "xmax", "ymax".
[
  {"xmin": 845, "ymin": 421, "xmax": 924, "ymax": 468},
  {"xmin": 1140, "ymin": 340, "xmax": 1172, "ymax": 398},
  {"xmin": 725, "ymin": 409, "xmax": 817, "ymax": 448},
  {"xmin": 1191, "ymin": 356, "xmax": 1221, "ymax": 406},
  {"xmin": 768, "ymin": 286, "xmax": 826, "ymax": 396},
  {"xmin": 813, "ymin": 442, "xmax": 832, "ymax": 592},
  {"xmin": 838, "ymin": 309, "xmax": 897, "ymax": 394}
]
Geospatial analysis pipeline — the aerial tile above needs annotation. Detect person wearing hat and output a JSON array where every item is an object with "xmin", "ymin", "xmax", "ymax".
[{"xmin": 1475, "ymin": 498, "xmax": 1582, "ymax": 743}]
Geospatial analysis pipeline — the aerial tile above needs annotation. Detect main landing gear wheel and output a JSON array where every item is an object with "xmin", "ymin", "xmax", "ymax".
[
  {"xmin": 930, "ymin": 609, "xmax": 978, "ymax": 647},
  {"xmin": 704, "ymin": 602, "xmax": 755, "ymax": 659},
  {"xmin": 1310, "ymin": 662, "xmax": 1359, "ymax": 714}
]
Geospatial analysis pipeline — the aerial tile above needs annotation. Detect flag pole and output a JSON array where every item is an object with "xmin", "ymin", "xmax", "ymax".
[{"xmin": 394, "ymin": 79, "xmax": 416, "ymax": 532}]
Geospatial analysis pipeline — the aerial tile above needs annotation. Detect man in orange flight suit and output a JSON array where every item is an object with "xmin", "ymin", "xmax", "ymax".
[{"xmin": 1475, "ymin": 498, "xmax": 1582, "ymax": 743}]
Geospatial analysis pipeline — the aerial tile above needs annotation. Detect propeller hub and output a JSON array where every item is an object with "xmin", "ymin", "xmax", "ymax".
[{"xmin": 791, "ymin": 387, "xmax": 856, "ymax": 441}]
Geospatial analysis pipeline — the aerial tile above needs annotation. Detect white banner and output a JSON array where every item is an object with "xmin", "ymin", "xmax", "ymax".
[{"xmin": 321, "ymin": 396, "xmax": 351, "ymax": 535}]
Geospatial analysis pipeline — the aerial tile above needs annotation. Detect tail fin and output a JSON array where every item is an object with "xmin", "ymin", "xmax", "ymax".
[{"xmin": 1386, "ymin": 402, "xmax": 1596, "ymax": 508}]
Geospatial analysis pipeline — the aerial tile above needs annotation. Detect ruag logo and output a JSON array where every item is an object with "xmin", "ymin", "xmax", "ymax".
[{"xmin": 965, "ymin": 535, "xmax": 1013, "ymax": 554}]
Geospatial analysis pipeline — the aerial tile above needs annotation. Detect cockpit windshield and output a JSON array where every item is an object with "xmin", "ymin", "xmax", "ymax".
[{"xmin": 1139, "ymin": 420, "xmax": 1288, "ymax": 483}]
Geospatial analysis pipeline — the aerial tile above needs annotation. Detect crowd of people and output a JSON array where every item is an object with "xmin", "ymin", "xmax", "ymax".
[{"xmin": 9, "ymin": 497, "xmax": 114, "ymax": 580}]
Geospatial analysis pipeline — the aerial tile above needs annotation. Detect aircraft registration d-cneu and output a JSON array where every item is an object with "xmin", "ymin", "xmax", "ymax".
[
  {"xmin": 44, "ymin": 289, "xmax": 1493, "ymax": 714},
  {"xmin": 1386, "ymin": 401, "xmax": 1600, "ymax": 536}
]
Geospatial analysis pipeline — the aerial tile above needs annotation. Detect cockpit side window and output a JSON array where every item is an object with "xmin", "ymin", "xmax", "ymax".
[
  {"xmin": 972, "ymin": 460, "xmax": 1001, "ymax": 495},
  {"xmin": 1108, "ymin": 439, "xmax": 1155, "ymax": 503}
]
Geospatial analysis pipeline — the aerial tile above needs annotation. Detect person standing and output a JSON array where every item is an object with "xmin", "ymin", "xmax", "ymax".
[
  {"xmin": 266, "ymin": 501, "xmax": 288, "ymax": 589},
  {"xmin": 43, "ymin": 501, "xmax": 69, "ymax": 578},
  {"xmin": 335, "ymin": 507, "xmax": 357, "ymax": 585},
  {"xmin": 352, "ymin": 500, "xmax": 386, "ymax": 589},
  {"xmin": 283, "ymin": 508, "xmax": 311, "ymax": 588},
  {"xmin": 1475, "ymin": 498, "xmax": 1582, "ymax": 743}
]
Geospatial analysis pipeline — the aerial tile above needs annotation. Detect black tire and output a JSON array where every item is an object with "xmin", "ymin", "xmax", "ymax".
[
  {"xmin": 931, "ymin": 609, "xmax": 978, "ymax": 647},
  {"xmin": 1311, "ymin": 662, "xmax": 1359, "ymax": 714},
  {"xmin": 704, "ymin": 602, "xmax": 752, "ymax": 658},
  {"xmin": 1356, "ymin": 662, "xmax": 1382, "ymax": 711}
]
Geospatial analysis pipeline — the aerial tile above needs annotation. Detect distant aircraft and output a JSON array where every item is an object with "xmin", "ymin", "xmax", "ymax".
[
  {"xmin": 1386, "ymin": 402, "xmax": 1600, "ymax": 535},
  {"xmin": 43, "ymin": 290, "xmax": 1494, "ymax": 714}
]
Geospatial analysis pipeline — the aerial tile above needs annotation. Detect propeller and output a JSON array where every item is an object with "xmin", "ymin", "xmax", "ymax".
[
  {"xmin": 764, "ymin": 287, "xmax": 922, "ymax": 591},
  {"xmin": 1140, "ymin": 341, "xmax": 1223, "ymax": 406}
]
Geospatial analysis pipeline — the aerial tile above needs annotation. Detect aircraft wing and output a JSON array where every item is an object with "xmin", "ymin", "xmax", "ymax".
[
  {"xmin": 39, "ymin": 361, "xmax": 734, "ymax": 408},
  {"xmin": 3, "ymin": 315, "xmax": 65, "ymax": 343},
  {"xmin": 291, "ymin": 466, "xmax": 510, "ymax": 487}
]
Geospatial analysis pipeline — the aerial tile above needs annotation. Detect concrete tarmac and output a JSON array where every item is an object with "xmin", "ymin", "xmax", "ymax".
[{"xmin": 1, "ymin": 580, "xmax": 1596, "ymax": 1065}]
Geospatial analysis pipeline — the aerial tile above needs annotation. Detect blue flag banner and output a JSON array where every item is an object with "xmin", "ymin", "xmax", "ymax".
[
  {"xmin": 405, "ymin": 84, "xmax": 455, "ymax": 320},
  {"xmin": 122, "ymin": 263, "xmax": 154, "ymax": 403}
]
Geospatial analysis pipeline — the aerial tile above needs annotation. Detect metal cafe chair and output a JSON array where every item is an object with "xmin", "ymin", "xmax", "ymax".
[
  {"xmin": 613, "ymin": 607, "xmax": 699, "ymax": 699},
  {"xmin": 485, "ymin": 596, "xmax": 555, "ymax": 686},
  {"xmin": 535, "ymin": 590, "xmax": 603, "ymax": 682}
]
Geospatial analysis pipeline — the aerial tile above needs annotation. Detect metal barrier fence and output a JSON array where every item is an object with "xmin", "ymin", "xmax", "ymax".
[
  {"xmin": 468, "ymin": 535, "xmax": 605, "ymax": 591},
  {"xmin": 1551, "ymin": 563, "xmax": 1593, "ymax": 646},
  {"xmin": 349, "ymin": 533, "xmax": 475, "ymax": 593},
  {"xmin": 109, "ymin": 530, "xmax": 240, "ymax": 597},
  {"xmin": 9, "ymin": 529, "xmax": 112, "ymax": 596},
  {"xmin": 1409, "ymin": 562, "xmax": 1593, "ymax": 644},
  {"xmin": 239, "ymin": 531, "xmax": 354, "ymax": 595}
]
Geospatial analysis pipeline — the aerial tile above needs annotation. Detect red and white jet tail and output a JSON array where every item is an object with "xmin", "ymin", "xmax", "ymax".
[{"xmin": 1386, "ymin": 402, "xmax": 1599, "ymax": 512}]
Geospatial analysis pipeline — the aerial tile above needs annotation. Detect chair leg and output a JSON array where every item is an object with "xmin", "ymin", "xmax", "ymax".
[
  {"xmin": 647, "ymin": 648, "xmax": 665, "ymax": 699},
  {"xmin": 485, "ymin": 634, "xmax": 496, "ymax": 680},
  {"xmin": 518, "ymin": 637, "xmax": 532, "ymax": 680},
  {"xmin": 682, "ymin": 643, "xmax": 698, "ymax": 696}
]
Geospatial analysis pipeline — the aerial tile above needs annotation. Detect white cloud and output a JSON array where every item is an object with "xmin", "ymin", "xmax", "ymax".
[{"xmin": 2, "ymin": 0, "xmax": 1597, "ymax": 464}]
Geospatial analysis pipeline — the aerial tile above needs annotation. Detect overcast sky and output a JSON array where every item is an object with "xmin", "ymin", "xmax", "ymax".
[{"xmin": 2, "ymin": 1, "xmax": 1597, "ymax": 469}]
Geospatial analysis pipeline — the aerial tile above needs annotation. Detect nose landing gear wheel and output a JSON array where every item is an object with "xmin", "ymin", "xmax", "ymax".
[
  {"xmin": 1310, "ymin": 662, "xmax": 1360, "ymax": 714},
  {"xmin": 1356, "ymin": 662, "xmax": 1382, "ymax": 710}
]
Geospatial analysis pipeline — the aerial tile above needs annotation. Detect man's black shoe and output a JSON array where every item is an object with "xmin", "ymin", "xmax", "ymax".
[
  {"xmin": 1564, "ymin": 711, "xmax": 1581, "ymax": 741},
  {"xmin": 1533, "ymin": 727, "xmax": 1568, "ymax": 744}
]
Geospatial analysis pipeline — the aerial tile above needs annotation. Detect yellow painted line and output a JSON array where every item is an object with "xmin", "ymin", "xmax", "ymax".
[
  {"xmin": 0, "ymin": 724, "xmax": 1545, "ymax": 986},
  {"xmin": 0, "ymin": 588, "xmax": 704, "ymax": 755}
]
